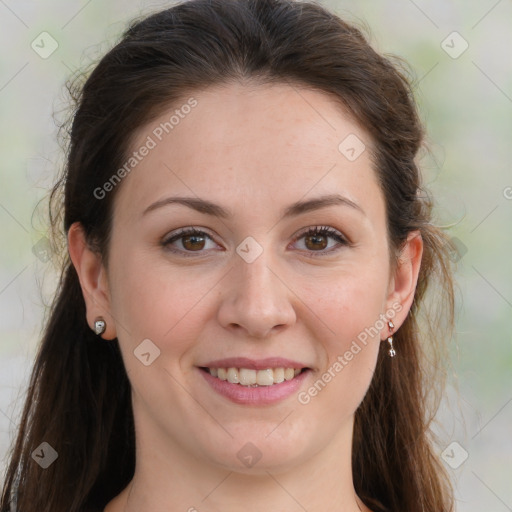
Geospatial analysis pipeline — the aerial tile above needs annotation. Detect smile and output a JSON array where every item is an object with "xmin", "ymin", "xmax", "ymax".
[
  {"xmin": 197, "ymin": 366, "xmax": 311, "ymax": 405},
  {"xmin": 201, "ymin": 367, "xmax": 305, "ymax": 387}
]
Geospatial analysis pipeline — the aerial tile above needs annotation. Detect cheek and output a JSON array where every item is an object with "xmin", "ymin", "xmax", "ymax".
[
  {"xmin": 304, "ymin": 252, "xmax": 389, "ymax": 339},
  {"xmin": 108, "ymin": 248, "xmax": 219, "ymax": 363},
  {"xmin": 305, "ymin": 264, "xmax": 388, "ymax": 405}
]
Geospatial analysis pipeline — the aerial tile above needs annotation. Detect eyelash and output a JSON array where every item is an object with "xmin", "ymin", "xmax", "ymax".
[{"xmin": 161, "ymin": 225, "xmax": 349, "ymax": 258}]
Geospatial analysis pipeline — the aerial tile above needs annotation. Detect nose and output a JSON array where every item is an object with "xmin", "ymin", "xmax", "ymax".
[{"xmin": 217, "ymin": 249, "xmax": 296, "ymax": 339}]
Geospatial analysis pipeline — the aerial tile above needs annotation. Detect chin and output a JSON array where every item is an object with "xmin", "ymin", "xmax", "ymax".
[{"xmin": 201, "ymin": 433, "xmax": 311, "ymax": 475}]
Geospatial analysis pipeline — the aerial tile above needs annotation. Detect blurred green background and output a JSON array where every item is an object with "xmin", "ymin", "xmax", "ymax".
[{"xmin": 0, "ymin": 1, "xmax": 511, "ymax": 510}]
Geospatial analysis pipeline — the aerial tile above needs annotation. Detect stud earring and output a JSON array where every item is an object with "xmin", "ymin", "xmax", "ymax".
[
  {"xmin": 94, "ymin": 317, "xmax": 106, "ymax": 336},
  {"xmin": 386, "ymin": 320, "xmax": 396, "ymax": 357}
]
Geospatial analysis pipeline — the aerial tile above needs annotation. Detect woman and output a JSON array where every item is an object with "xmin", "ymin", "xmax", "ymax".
[{"xmin": 0, "ymin": 0, "xmax": 456, "ymax": 510}]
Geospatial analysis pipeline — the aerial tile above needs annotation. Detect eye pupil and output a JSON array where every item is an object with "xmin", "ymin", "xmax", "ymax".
[
  {"xmin": 305, "ymin": 234, "xmax": 328, "ymax": 250},
  {"xmin": 183, "ymin": 234, "xmax": 205, "ymax": 251}
]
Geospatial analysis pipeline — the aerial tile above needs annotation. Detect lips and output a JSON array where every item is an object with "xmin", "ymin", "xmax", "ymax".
[
  {"xmin": 195, "ymin": 357, "xmax": 312, "ymax": 404},
  {"xmin": 197, "ymin": 366, "xmax": 311, "ymax": 405}
]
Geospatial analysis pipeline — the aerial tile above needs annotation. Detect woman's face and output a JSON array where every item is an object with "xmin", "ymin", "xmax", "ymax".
[{"xmin": 91, "ymin": 82, "xmax": 414, "ymax": 473}]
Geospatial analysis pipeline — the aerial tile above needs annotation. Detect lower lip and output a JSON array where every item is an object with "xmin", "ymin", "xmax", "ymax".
[{"xmin": 197, "ymin": 367, "xmax": 311, "ymax": 405}]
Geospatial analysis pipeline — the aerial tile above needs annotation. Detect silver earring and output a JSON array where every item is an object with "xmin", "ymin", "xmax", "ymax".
[
  {"xmin": 386, "ymin": 320, "xmax": 396, "ymax": 357},
  {"xmin": 94, "ymin": 317, "xmax": 106, "ymax": 336}
]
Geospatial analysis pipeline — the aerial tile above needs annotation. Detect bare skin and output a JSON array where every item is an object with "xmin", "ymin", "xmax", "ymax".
[{"xmin": 69, "ymin": 81, "xmax": 422, "ymax": 512}]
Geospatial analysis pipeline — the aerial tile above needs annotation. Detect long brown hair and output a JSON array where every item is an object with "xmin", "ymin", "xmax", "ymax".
[{"xmin": 1, "ymin": 0, "xmax": 456, "ymax": 510}]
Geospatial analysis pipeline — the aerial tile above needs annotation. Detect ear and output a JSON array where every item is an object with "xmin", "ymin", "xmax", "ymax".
[
  {"xmin": 67, "ymin": 222, "xmax": 117, "ymax": 340},
  {"xmin": 382, "ymin": 230, "xmax": 423, "ymax": 336}
]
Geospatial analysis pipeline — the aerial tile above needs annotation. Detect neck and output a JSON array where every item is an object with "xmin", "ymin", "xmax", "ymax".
[{"xmin": 106, "ymin": 412, "xmax": 369, "ymax": 512}]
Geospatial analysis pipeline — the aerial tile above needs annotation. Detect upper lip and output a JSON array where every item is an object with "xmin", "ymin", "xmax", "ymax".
[{"xmin": 199, "ymin": 357, "xmax": 310, "ymax": 370}]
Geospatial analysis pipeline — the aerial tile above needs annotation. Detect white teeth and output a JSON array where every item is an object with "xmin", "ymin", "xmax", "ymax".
[
  {"xmin": 207, "ymin": 367, "xmax": 304, "ymax": 386},
  {"xmin": 284, "ymin": 368, "xmax": 295, "ymax": 381},
  {"xmin": 256, "ymin": 369, "xmax": 274, "ymax": 386},
  {"xmin": 273, "ymin": 367, "xmax": 285, "ymax": 383},
  {"xmin": 227, "ymin": 367, "xmax": 239, "ymax": 383},
  {"xmin": 239, "ymin": 368, "xmax": 256, "ymax": 386}
]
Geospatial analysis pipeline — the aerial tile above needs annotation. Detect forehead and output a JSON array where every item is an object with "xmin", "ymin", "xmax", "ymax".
[{"xmin": 113, "ymin": 81, "xmax": 384, "ymax": 223}]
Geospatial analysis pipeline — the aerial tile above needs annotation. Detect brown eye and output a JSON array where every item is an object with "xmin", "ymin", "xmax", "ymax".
[
  {"xmin": 162, "ymin": 228, "xmax": 218, "ymax": 256},
  {"xmin": 181, "ymin": 233, "xmax": 206, "ymax": 251},
  {"xmin": 293, "ymin": 226, "xmax": 348, "ymax": 256},
  {"xmin": 304, "ymin": 232, "xmax": 328, "ymax": 251}
]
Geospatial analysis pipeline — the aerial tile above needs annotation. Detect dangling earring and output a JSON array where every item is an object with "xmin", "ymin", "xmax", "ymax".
[
  {"xmin": 387, "ymin": 320, "xmax": 396, "ymax": 357},
  {"xmin": 94, "ymin": 317, "xmax": 106, "ymax": 336}
]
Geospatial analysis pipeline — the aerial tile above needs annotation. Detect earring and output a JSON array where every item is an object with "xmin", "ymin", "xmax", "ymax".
[
  {"xmin": 387, "ymin": 320, "xmax": 396, "ymax": 357},
  {"xmin": 94, "ymin": 317, "xmax": 106, "ymax": 336}
]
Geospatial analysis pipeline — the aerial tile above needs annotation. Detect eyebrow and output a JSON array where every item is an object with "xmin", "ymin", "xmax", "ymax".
[{"xmin": 142, "ymin": 193, "xmax": 365, "ymax": 219}]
